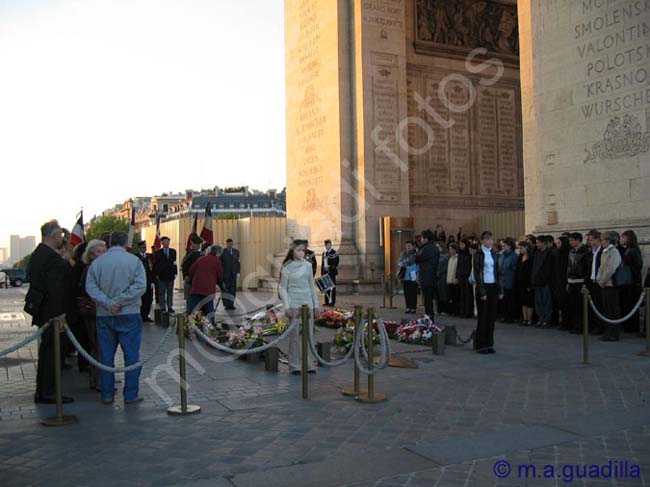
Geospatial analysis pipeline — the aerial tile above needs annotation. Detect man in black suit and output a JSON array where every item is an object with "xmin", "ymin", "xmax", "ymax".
[
  {"xmin": 181, "ymin": 235, "xmax": 203, "ymax": 312},
  {"xmin": 153, "ymin": 236, "xmax": 177, "ymax": 313},
  {"xmin": 321, "ymin": 239, "xmax": 339, "ymax": 306},
  {"xmin": 26, "ymin": 219, "xmax": 73, "ymax": 404},
  {"xmin": 303, "ymin": 240, "xmax": 317, "ymax": 276},
  {"xmin": 415, "ymin": 230, "xmax": 439, "ymax": 320},
  {"xmin": 220, "ymin": 238, "xmax": 240, "ymax": 310},
  {"xmin": 135, "ymin": 240, "xmax": 154, "ymax": 322}
]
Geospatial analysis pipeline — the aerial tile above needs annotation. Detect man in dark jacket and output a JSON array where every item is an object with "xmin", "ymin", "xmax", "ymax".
[
  {"xmin": 135, "ymin": 240, "xmax": 155, "ymax": 322},
  {"xmin": 415, "ymin": 230, "xmax": 439, "ymax": 319},
  {"xmin": 473, "ymin": 231, "xmax": 501, "ymax": 354},
  {"xmin": 26, "ymin": 220, "xmax": 73, "ymax": 404},
  {"xmin": 531, "ymin": 235, "xmax": 554, "ymax": 328},
  {"xmin": 181, "ymin": 236, "xmax": 203, "ymax": 312},
  {"xmin": 220, "ymin": 238, "xmax": 240, "ymax": 310},
  {"xmin": 566, "ymin": 233, "xmax": 590, "ymax": 333},
  {"xmin": 153, "ymin": 237, "xmax": 177, "ymax": 313}
]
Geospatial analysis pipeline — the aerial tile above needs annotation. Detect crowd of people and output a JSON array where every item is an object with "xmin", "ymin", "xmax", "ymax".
[
  {"xmin": 24, "ymin": 219, "xmax": 241, "ymax": 405},
  {"xmin": 398, "ymin": 226, "xmax": 648, "ymax": 352}
]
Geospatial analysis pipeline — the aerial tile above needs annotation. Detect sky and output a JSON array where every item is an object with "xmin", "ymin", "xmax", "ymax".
[{"xmin": 0, "ymin": 0, "xmax": 286, "ymax": 251}]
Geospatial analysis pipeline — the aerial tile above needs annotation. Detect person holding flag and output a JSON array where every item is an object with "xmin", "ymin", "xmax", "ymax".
[
  {"xmin": 70, "ymin": 210, "xmax": 85, "ymax": 247},
  {"xmin": 200, "ymin": 201, "xmax": 213, "ymax": 244}
]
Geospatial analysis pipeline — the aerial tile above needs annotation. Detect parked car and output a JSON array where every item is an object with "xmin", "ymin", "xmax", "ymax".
[{"xmin": 1, "ymin": 269, "xmax": 28, "ymax": 287}]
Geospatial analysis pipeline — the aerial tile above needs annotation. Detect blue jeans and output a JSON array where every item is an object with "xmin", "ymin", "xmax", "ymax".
[{"xmin": 96, "ymin": 314, "xmax": 143, "ymax": 401}]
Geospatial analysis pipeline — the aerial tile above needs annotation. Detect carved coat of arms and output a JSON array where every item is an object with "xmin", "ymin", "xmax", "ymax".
[{"xmin": 584, "ymin": 114, "xmax": 650, "ymax": 162}]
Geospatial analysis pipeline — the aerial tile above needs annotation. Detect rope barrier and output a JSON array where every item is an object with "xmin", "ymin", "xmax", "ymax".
[
  {"xmin": 214, "ymin": 302, "xmax": 283, "ymax": 320},
  {"xmin": 62, "ymin": 321, "xmax": 176, "ymax": 373},
  {"xmin": 306, "ymin": 316, "xmax": 355, "ymax": 367},
  {"xmin": 354, "ymin": 319, "xmax": 391, "ymax": 376},
  {"xmin": 588, "ymin": 291, "xmax": 645, "ymax": 325},
  {"xmin": 191, "ymin": 318, "xmax": 299, "ymax": 356},
  {"xmin": 0, "ymin": 321, "xmax": 52, "ymax": 358}
]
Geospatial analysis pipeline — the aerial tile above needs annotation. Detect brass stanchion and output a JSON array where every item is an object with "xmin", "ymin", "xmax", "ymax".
[
  {"xmin": 42, "ymin": 318, "xmax": 78, "ymax": 426},
  {"xmin": 582, "ymin": 285, "xmax": 589, "ymax": 365},
  {"xmin": 638, "ymin": 288, "xmax": 650, "ymax": 357},
  {"xmin": 301, "ymin": 305, "xmax": 309, "ymax": 400},
  {"xmin": 342, "ymin": 305, "xmax": 367, "ymax": 397},
  {"xmin": 356, "ymin": 308, "xmax": 386, "ymax": 403},
  {"xmin": 167, "ymin": 315, "xmax": 201, "ymax": 415}
]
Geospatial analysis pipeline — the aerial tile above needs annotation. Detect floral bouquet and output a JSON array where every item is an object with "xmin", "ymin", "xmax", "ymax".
[
  {"xmin": 395, "ymin": 316, "xmax": 444, "ymax": 345},
  {"xmin": 372, "ymin": 320, "xmax": 400, "ymax": 339},
  {"xmin": 332, "ymin": 321, "xmax": 380, "ymax": 352},
  {"xmin": 315, "ymin": 307, "xmax": 354, "ymax": 329},
  {"xmin": 187, "ymin": 311, "xmax": 211, "ymax": 339}
]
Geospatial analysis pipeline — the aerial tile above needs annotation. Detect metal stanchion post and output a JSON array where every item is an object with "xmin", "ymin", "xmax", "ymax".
[
  {"xmin": 301, "ymin": 305, "xmax": 309, "ymax": 400},
  {"xmin": 356, "ymin": 308, "xmax": 386, "ymax": 403},
  {"xmin": 167, "ymin": 315, "xmax": 201, "ymax": 415},
  {"xmin": 582, "ymin": 285, "xmax": 589, "ymax": 365},
  {"xmin": 42, "ymin": 318, "xmax": 77, "ymax": 426},
  {"xmin": 639, "ymin": 288, "xmax": 650, "ymax": 357},
  {"xmin": 342, "ymin": 305, "xmax": 367, "ymax": 397}
]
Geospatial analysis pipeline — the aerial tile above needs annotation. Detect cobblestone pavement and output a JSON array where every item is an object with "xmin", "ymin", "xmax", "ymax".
[{"xmin": 1, "ymin": 286, "xmax": 649, "ymax": 486}]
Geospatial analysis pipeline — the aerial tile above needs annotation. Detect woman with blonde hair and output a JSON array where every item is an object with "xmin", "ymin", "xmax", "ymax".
[{"xmin": 279, "ymin": 240, "xmax": 319, "ymax": 374}]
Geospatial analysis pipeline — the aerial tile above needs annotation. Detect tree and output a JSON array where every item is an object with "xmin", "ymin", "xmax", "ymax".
[
  {"xmin": 13, "ymin": 253, "xmax": 32, "ymax": 270},
  {"xmin": 85, "ymin": 215, "xmax": 129, "ymax": 242}
]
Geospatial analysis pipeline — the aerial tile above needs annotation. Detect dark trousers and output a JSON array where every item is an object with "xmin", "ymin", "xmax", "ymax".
[
  {"xmin": 476, "ymin": 284, "xmax": 497, "ymax": 351},
  {"xmin": 567, "ymin": 283, "xmax": 585, "ymax": 331},
  {"xmin": 620, "ymin": 284, "xmax": 641, "ymax": 333},
  {"xmin": 221, "ymin": 277, "xmax": 237, "ymax": 310},
  {"xmin": 157, "ymin": 279, "xmax": 174, "ymax": 312},
  {"xmin": 601, "ymin": 287, "xmax": 621, "ymax": 340},
  {"xmin": 447, "ymin": 283, "xmax": 460, "ymax": 315},
  {"xmin": 324, "ymin": 273, "xmax": 337, "ymax": 306},
  {"xmin": 422, "ymin": 286, "xmax": 435, "ymax": 321},
  {"xmin": 36, "ymin": 323, "xmax": 56, "ymax": 397},
  {"xmin": 500, "ymin": 288, "xmax": 516, "ymax": 321},
  {"xmin": 403, "ymin": 280, "xmax": 418, "ymax": 310},
  {"xmin": 458, "ymin": 278, "xmax": 473, "ymax": 318},
  {"xmin": 141, "ymin": 285, "xmax": 153, "ymax": 320},
  {"xmin": 189, "ymin": 294, "xmax": 215, "ymax": 319},
  {"xmin": 587, "ymin": 281, "xmax": 604, "ymax": 332}
]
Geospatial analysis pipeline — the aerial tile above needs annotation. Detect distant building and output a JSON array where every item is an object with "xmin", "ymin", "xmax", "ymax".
[
  {"xmin": 190, "ymin": 187, "xmax": 286, "ymax": 217},
  {"xmin": 8, "ymin": 235, "xmax": 36, "ymax": 263}
]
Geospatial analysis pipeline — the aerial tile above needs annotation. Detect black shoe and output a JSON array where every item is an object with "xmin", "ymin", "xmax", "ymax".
[
  {"xmin": 307, "ymin": 370, "xmax": 317, "ymax": 374},
  {"xmin": 168, "ymin": 309, "xmax": 176, "ymax": 314},
  {"xmin": 291, "ymin": 370, "xmax": 301, "ymax": 375},
  {"xmin": 143, "ymin": 317, "xmax": 154, "ymax": 323},
  {"xmin": 487, "ymin": 348, "xmax": 496, "ymax": 354},
  {"xmin": 476, "ymin": 349, "xmax": 490, "ymax": 355},
  {"xmin": 34, "ymin": 395, "xmax": 74, "ymax": 404}
]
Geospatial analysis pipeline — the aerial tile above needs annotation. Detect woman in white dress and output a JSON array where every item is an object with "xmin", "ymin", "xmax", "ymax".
[{"xmin": 279, "ymin": 240, "xmax": 320, "ymax": 374}]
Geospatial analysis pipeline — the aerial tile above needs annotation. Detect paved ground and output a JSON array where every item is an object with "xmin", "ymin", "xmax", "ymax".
[{"xmin": 1, "ymin": 286, "xmax": 649, "ymax": 486}]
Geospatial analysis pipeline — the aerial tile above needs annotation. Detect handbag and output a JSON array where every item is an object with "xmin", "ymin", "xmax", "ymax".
[
  {"xmin": 612, "ymin": 264, "xmax": 633, "ymax": 287},
  {"xmin": 397, "ymin": 267, "xmax": 406, "ymax": 280}
]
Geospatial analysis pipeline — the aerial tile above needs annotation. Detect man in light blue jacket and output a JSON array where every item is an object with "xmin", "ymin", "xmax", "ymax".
[{"xmin": 86, "ymin": 231, "xmax": 146, "ymax": 404}]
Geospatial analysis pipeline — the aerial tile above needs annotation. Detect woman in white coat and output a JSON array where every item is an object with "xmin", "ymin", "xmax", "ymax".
[{"xmin": 279, "ymin": 240, "xmax": 320, "ymax": 374}]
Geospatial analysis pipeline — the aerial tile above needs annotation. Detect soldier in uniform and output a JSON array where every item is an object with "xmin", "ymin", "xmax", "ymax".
[
  {"xmin": 321, "ymin": 239, "xmax": 339, "ymax": 307},
  {"xmin": 181, "ymin": 235, "xmax": 203, "ymax": 312},
  {"xmin": 135, "ymin": 241, "xmax": 154, "ymax": 322},
  {"xmin": 303, "ymin": 240, "xmax": 317, "ymax": 276}
]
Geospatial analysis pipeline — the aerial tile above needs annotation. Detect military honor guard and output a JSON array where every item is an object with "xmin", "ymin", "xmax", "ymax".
[
  {"xmin": 321, "ymin": 239, "xmax": 339, "ymax": 306},
  {"xmin": 220, "ymin": 238, "xmax": 241, "ymax": 310}
]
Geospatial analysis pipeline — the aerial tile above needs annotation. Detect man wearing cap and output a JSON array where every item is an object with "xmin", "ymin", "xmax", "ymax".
[
  {"xmin": 135, "ymin": 241, "xmax": 154, "ymax": 322},
  {"xmin": 181, "ymin": 235, "xmax": 203, "ymax": 312},
  {"xmin": 153, "ymin": 237, "xmax": 177, "ymax": 314},
  {"xmin": 321, "ymin": 239, "xmax": 339, "ymax": 306}
]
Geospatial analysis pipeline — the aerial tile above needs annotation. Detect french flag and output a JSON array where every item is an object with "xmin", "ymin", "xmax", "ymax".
[
  {"xmin": 70, "ymin": 210, "xmax": 84, "ymax": 247},
  {"xmin": 153, "ymin": 212, "xmax": 162, "ymax": 250},
  {"xmin": 186, "ymin": 212, "xmax": 198, "ymax": 252},
  {"xmin": 199, "ymin": 201, "xmax": 213, "ymax": 244}
]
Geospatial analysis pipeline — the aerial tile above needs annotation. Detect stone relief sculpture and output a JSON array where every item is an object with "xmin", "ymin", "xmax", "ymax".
[
  {"xmin": 584, "ymin": 114, "xmax": 650, "ymax": 162},
  {"xmin": 415, "ymin": 0, "xmax": 519, "ymax": 58}
]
